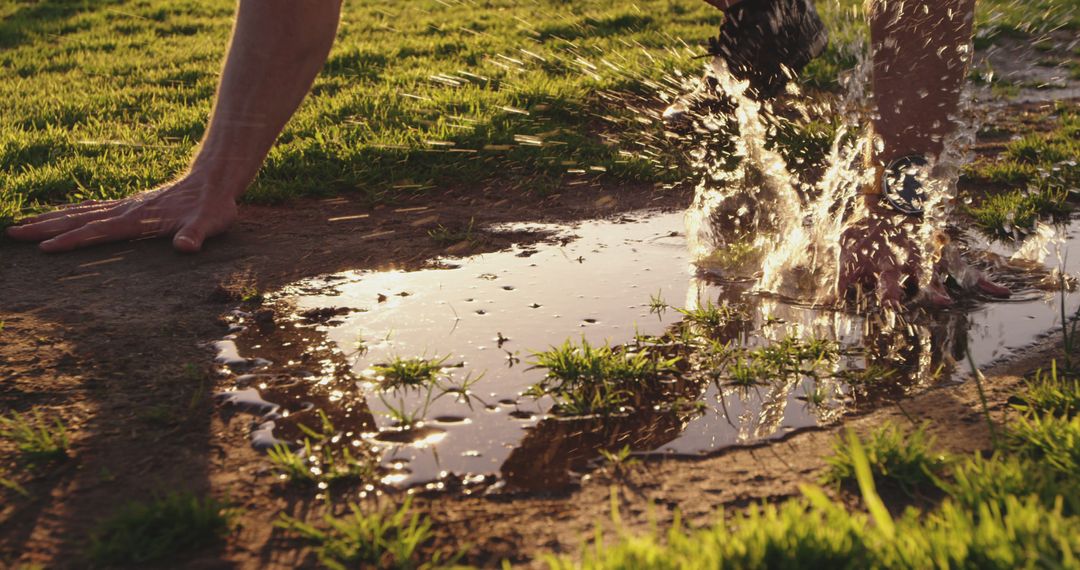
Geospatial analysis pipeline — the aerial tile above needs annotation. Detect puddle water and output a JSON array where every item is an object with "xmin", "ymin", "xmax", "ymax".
[
  {"xmin": 212, "ymin": 24, "xmax": 1079, "ymax": 494},
  {"xmin": 214, "ymin": 209, "xmax": 1080, "ymax": 493}
]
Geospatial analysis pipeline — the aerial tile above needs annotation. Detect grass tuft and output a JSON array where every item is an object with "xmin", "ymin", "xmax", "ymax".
[
  {"xmin": 276, "ymin": 496, "xmax": 451, "ymax": 570},
  {"xmin": 0, "ymin": 409, "xmax": 70, "ymax": 463},
  {"xmin": 528, "ymin": 338, "xmax": 680, "ymax": 415},
  {"xmin": 1006, "ymin": 413, "xmax": 1080, "ymax": 474},
  {"xmin": 1011, "ymin": 365, "xmax": 1080, "ymax": 419},
  {"xmin": 87, "ymin": 493, "xmax": 234, "ymax": 566},
  {"xmin": 372, "ymin": 355, "xmax": 449, "ymax": 390},
  {"xmin": 822, "ymin": 423, "xmax": 950, "ymax": 495},
  {"xmin": 267, "ymin": 410, "xmax": 377, "ymax": 486}
]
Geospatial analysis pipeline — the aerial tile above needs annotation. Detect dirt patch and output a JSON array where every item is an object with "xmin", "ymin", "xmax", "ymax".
[{"xmin": 0, "ymin": 180, "xmax": 685, "ymax": 567}]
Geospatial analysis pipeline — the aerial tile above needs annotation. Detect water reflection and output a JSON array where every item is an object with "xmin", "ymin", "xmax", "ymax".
[{"xmin": 212, "ymin": 211, "xmax": 1078, "ymax": 492}]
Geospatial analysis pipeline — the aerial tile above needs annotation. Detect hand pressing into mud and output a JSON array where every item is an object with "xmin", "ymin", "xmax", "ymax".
[
  {"xmin": 836, "ymin": 202, "xmax": 1010, "ymax": 309},
  {"xmin": 5, "ymin": 172, "xmax": 239, "ymax": 253}
]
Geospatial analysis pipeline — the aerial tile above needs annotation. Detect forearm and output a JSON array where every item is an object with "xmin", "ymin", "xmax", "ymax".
[{"xmin": 191, "ymin": 0, "xmax": 342, "ymax": 198}]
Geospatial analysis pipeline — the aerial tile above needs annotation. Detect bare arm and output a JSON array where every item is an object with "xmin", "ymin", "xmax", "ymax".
[{"xmin": 7, "ymin": 0, "xmax": 343, "ymax": 253}]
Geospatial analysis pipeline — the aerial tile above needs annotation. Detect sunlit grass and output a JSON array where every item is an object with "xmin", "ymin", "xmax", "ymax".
[
  {"xmin": 276, "ymin": 496, "xmax": 454, "ymax": 570},
  {"xmin": 964, "ymin": 103, "xmax": 1080, "ymax": 238},
  {"xmin": 1, "ymin": 0, "xmax": 1065, "ymax": 227},
  {"xmin": 528, "ymin": 338, "xmax": 680, "ymax": 415},
  {"xmin": 0, "ymin": 409, "xmax": 70, "ymax": 463},
  {"xmin": 822, "ymin": 423, "xmax": 951, "ymax": 495},
  {"xmin": 372, "ymin": 355, "xmax": 449, "ymax": 391},
  {"xmin": 267, "ymin": 410, "xmax": 377, "ymax": 487},
  {"xmin": 548, "ymin": 365, "xmax": 1080, "ymax": 568}
]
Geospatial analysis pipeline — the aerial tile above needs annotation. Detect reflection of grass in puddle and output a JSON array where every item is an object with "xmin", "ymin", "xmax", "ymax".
[
  {"xmin": 822, "ymin": 423, "xmax": 950, "ymax": 497},
  {"xmin": 267, "ymin": 410, "xmax": 377, "ymax": 488},
  {"xmin": 88, "ymin": 493, "xmax": 234, "ymax": 567},
  {"xmin": 276, "ymin": 496, "xmax": 457, "ymax": 570}
]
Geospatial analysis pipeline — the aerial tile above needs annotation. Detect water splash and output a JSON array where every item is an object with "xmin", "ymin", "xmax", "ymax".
[{"xmin": 684, "ymin": 42, "xmax": 987, "ymax": 307}]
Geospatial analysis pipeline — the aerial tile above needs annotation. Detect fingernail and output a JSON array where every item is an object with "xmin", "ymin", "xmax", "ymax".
[{"xmin": 174, "ymin": 236, "xmax": 198, "ymax": 251}]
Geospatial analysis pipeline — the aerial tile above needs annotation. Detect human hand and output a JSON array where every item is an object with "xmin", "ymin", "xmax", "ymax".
[
  {"xmin": 5, "ymin": 172, "xmax": 239, "ymax": 253},
  {"xmin": 836, "ymin": 202, "xmax": 1009, "ymax": 309}
]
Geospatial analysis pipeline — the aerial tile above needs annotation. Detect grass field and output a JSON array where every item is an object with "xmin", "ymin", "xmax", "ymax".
[{"xmin": 1, "ymin": 0, "xmax": 1074, "ymax": 227}]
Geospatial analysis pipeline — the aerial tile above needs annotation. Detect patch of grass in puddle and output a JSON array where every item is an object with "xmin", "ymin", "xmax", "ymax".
[
  {"xmin": 87, "ymin": 492, "xmax": 234, "ymax": 567},
  {"xmin": 276, "ymin": 496, "xmax": 455, "ymax": 570},
  {"xmin": 699, "ymin": 335, "xmax": 841, "ymax": 389},
  {"xmin": 673, "ymin": 300, "xmax": 748, "ymax": 332},
  {"xmin": 527, "ymin": 338, "xmax": 680, "ymax": 416},
  {"xmin": 373, "ymin": 355, "xmax": 449, "ymax": 391},
  {"xmin": 822, "ymin": 423, "xmax": 950, "ymax": 496},
  {"xmin": 967, "ymin": 186, "xmax": 1070, "ymax": 237},
  {"xmin": 0, "ymin": 409, "xmax": 70, "ymax": 464},
  {"xmin": 268, "ymin": 410, "xmax": 377, "ymax": 487}
]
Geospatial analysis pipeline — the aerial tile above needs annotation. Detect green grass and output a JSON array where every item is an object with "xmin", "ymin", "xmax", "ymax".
[
  {"xmin": 276, "ymin": 496, "xmax": 452, "ymax": 570},
  {"xmin": 548, "ymin": 489, "xmax": 1079, "ymax": 569},
  {"xmin": 87, "ymin": 492, "xmax": 234, "ymax": 566},
  {"xmin": 427, "ymin": 218, "xmax": 479, "ymax": 247},
  {"xmin": 1, "ymin": 0, "xmax": 1066, "ymax": 228},
  {"xmin": 267, "ymin": 410, "xmax": 377, "ymax": 487},
  {"xmin": 822, "ymin": 423, "xmax": 950, "ymax": 496},
  {"xmin": 544, "ymin": 359, "xmax": 1080, "ymax": 569},
  {"xmin": 0, "ymin": 0, "xmax": 725, "ymax": 226},
  {"xmin": 673, "ymin": 300, "xmax": 748, "ymax": 332},
  {"xmin": 964, "ymin": 103, "xmax": 1080, "ymax": 237},
  {"xmin": 0, "ymin": 468, "xmax": 30, "ymax": 498},
  {"xmin": 0, "ymin": 409, "xmax": 70, "ymax": 463},
  {"xmin": 1011, "ymin": 364, "xmax": 1080, "ymax": 419},
  {"xmin": 528, "ymin": 338, "xmax": 680, "ymax": 415},
  {"xmin": 372, "ymin": 355, "xmax": 449, "ymax": 390}
]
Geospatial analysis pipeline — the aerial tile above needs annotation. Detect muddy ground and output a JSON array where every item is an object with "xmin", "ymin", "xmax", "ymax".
[{"xmin": 2, "ymin": 45, "xmax": 1079, "ymax": 568}]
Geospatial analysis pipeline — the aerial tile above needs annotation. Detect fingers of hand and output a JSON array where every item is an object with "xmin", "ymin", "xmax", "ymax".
[
  {"xmin": 919, "ymin": 280, "xmax": 955, "ymax": 308},
  {"xmin": 6, "ymin": 207, "xmax": 118, "ymax": 242},
  {"xmin": 39, "ymin": 215, "xmax": 151, "ymax": 253},
  {"xmin": 173, "ymin": 219, "xmax": 211, "ymax": 253},
  {"xmin": 976, "ymin": 275, "xmax": 1011, "ymax": 298}
]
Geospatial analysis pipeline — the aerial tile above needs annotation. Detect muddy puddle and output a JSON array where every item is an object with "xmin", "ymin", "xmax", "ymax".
[{"xmin": 213, "ymin": 210, "xmax": 1080, "ymax": 493}]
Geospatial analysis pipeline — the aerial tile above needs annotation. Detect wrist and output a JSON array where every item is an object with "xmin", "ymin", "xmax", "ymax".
[{"xmin": 188, "ymin": 150, "xmax": 261, "ymax": 202}]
